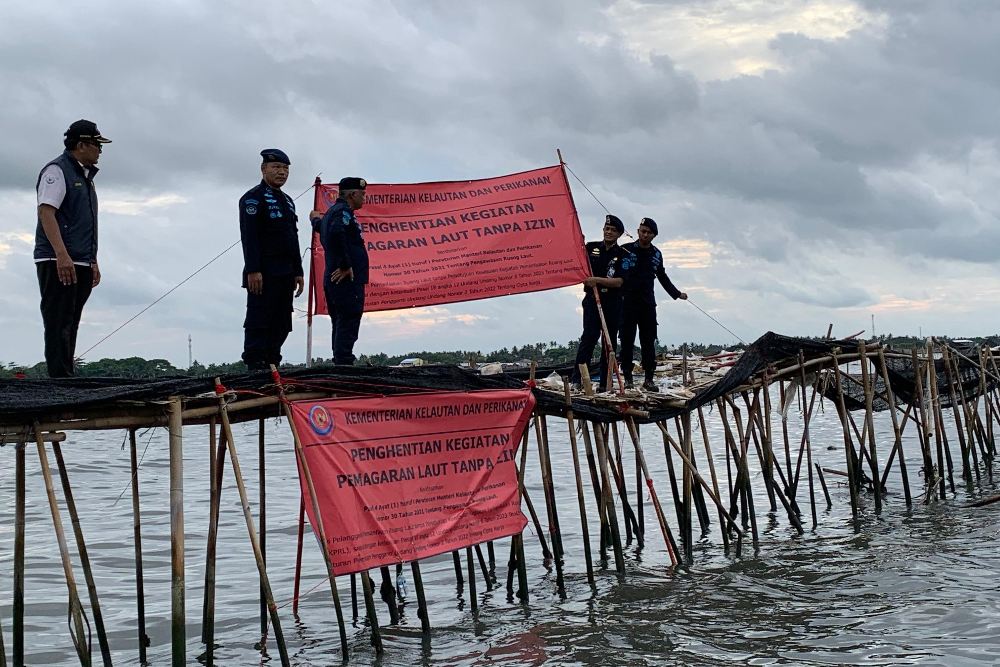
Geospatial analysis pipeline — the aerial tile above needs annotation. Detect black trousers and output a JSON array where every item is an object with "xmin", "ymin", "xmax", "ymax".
[
  {"xmin": 325, "ymin": 279, "xmax": 366, "ymax": 365},
  {"xmin": 242, "ymin": 274, "xmax": 295, "ymax": 370},
  {"xmin": 571, "ymin": 294, "xmax": 622, "ymax": 386},
  {"xmin": 37, "ymin": 262, "xmax": 93, "ymax": 378},
  {"xmin": 620, "ymin": 300, "xmax": 658, "ymax": 381}
]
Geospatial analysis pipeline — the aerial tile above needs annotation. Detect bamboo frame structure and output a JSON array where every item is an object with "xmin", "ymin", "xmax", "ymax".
[{"xmin": 2, "ymin": 339, "xmax": 999, "ymax": 663}]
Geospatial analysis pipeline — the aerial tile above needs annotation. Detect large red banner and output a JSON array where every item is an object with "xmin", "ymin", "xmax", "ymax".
[
  {"xmin": 311, "ymin": 164, "xmax": 589, "ymax": 313},
  {"xmin": 288, "ymin": 389, "xmax": 534, "ymax": 575}
]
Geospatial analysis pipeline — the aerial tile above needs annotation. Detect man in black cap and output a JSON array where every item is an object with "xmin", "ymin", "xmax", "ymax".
[
  {"xmin": 310, "ymin": 177, "xmax": 368, "ymax": 365},
  {"xmin": 34, "ymin": 119, "xmax": 111, "ymax": 377},
  {"xmin": 239, "ymin": 149, "xmax": 304, "ymax": 370},
  {"xmin": 569, "ymin": 214, "xmax": 635, "ymax": 389},
  {"xmin": 620, "ymin": 217, "xmax": 687, "ymax": 391}
]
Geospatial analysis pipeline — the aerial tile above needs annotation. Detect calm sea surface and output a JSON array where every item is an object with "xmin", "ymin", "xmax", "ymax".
[{"xmin": 2, "ymin": 390, "xmax": 998, "ymax": 665}]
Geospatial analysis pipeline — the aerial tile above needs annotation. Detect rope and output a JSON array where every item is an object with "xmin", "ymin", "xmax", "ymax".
[
  {"xmin": 79, "ymin": 181, "xmax": 318, "ymax": 360},
  {"xmin": 562, "ymin": 161, "xmax": 634, "ymax": 240},
  {"xmin": 686, "ymin": 298, "xmax": 747, "ymax": 346}
]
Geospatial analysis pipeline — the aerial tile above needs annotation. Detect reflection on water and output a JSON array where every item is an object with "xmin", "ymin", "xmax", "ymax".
[{"xmin": 0, "ymin": 396, "xmax": 998, "ymax": 665}]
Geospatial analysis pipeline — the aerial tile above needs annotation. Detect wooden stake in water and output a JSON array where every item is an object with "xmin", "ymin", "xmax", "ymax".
[
  {"xmin": 563, "ymin": 382, "xmax": 596, "ymax": 586},
  {"xmin": 168, "ymin": 397, "xmax": 186, "ymax": 667}
]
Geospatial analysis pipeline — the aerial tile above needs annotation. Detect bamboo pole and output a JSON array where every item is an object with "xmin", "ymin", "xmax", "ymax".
[
  {"xmin": 465, "ymin": 547, "xmax": 478, "ymax": 615},
  {"xmin": 258, "ymin": 418, "xmax": 268, "ymax": 639},
  {"xmin": 830, "ymin": 351, "xmax": 861, "ymax": 523},
  {"xmin": 797, "ymin": 352, "xmax": 819, "ymax": 528},
  {"xmin": 201, "ymin": 419, "xmax": 227, "ymax": 663},
  {"xmin": 857, "ymin": 342, "xmax": 883, "ymax": 513},
  {"xmin": 579, "ymin": 418, "xmax": 609, "ymax": 564},
  {"xmin": 292, "ymin": 496, "xmax": 305, "ymax": 616},
  {"xmin": 277, "ymin": 388, "xmax": 352, "ymax": 657},
  {"xmin": 52, "ymin": 443, "xmax": 112, "ymax": 666},
  {"xmin": 214, "ymin": 394, "xmax": 290, "ymax": 665},
  {"xmin": 875, "ymin": 349, "xmax": 911, "ymax": 506},
  {"xmin": 911, "ymin": 347, "xmax": 935, "ymax": 482},
  {"xmin": 695, "ymin": 407, "xmax": 730, "ymax": 552},
  {"xmin": 926, "ymin": 342, "xmax": 952, "ymax": 497},
  {"xmin": 680, "ymin": 413, "xmax": 694, "ymax": 563},
  {"xmin": 410, "ymin": 561, "xmax": 431, "ymax": 635},
  {"xmin": 591, "ymin": 422, "xmax": 626, "ymax": 573},
  {"xmin": 621, "ymin": 419, "xmax": 680, "ymax": 566},
  {"xmin": 33, "ymin": 425, "xmax": 89, "ymax": 665},
  {"xmin": 379, "ymin": 567, "xmax": 399, "ymax": 624},
  {"xmin": 563, "ymin": 383, "xmax": 595, "ymax": 587},
  {"xmin": 610, "ymin": 423, "xmax": 636, "ymax": 546},
  {"xmin": 168, "ymin": 397, "xmax": 186, "ymax": 667},
  {"xmin": 814, "ymin": 464, "xmax": 833, "ymax": 508},
  {"xmin": 533, "ymin": 414, "xmax": 565, "ymax": 589},
  {"xmin": 13, "ymin": 439, "xmax": 25, "ymax": 667}
]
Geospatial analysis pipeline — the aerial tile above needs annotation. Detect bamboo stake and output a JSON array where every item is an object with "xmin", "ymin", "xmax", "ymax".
[
  {"xmin": 168, "ymin": 397, "xmax": 186, "ymax": 667},
  {"xmin": 258, "ymin": 418, "xmax": 268, "ymax": 640},
  {"xmin": 201, "ymin": 419, "xmax": 217, "ymax": 645},
  {"xmin": 201, "ymin": 419, "xmax": 227, "ymax": 663},
  {"xmin": 533, "ymin": 415, "xmax": 565, "ymax": 589},
  {"xmin": 680, "ymin": 413, "xmax": 694, "ymax": 563},
  {"xmin": 911, "ymin": 347, "xmax": 935, "ymax": 481},
  {"xmin": 215, "ymin": 390, "xmax": 290, "ymax": 666},
  {"xmin": 943, "ymin": 347, "xmax": 979, "ymax": 483},
  {"xmin": 52, "ymin": 443, "xmax": 112, "ymax": 665},
  {"xmin": 797, "ymin": 352, "xmax": 819, "ymax": 528},
  {"xmin": 814, "ymin": 464, "xmax": 833, "ymax": 508},
  {"xmin": 857, "ymin": 342, "xmax": 883, "ymax": 513},
  {"xmin": 654, "ymin": 422, "xmax": 744, "ymax": 540},
  {"xmin": 592, "ymin": 422, "xmax": 626, "ymax": 573},
  {"xmin": 875, "ymin": 349, "xmax": 911, "ymax": 506},
  {"xmin": 277, "ymin": 388, "xmax": 352, "ymax": 657},
  {"xmin": 292, "ymin": 496, "xmax": 305, "ymax": 616},
  {"xmin": 410, "ymin": 561, "xmax": 431, "ymax": 635},
  {"xmin": 13, "ymin": 440, "xmax": 25, "ymax": 667},
  {"xmin": 759, "ymin": 385, "xmax": 778, "ymax": 512},
  {"xmin": 563, "ymin": 383, "xmax": 595, "ymax": 587},
  {"xmin": 830, "ymin": 351, "xmax": 861, "ymax": 523},
  {"xmin": 33, "ymin": 425, "xmax": 89, "ymax": 666},
  {"xmin": 610, "ymin": 423, "xmax": 636, "ymax": 546},
  {"xmin": 926, "ymin": 342, "xmax": 952, "ymax": 497},
  {"xmin": 621, "ymin": 419, "xmax": 680, "ymax": 566},
  {"xmin": 379, "ymin": 567, "xmax": 399, "ymax": 624},
  {"xmin": 465, "ymin": 547, "xmax": 478, "ymax": 615},
  {"xmin": 696, "ymin": 407, "xmax": 730, "ymax": 552},
  {"xmin": 579, "ymin": 419, "xmax": 609, "ymax": 564}
]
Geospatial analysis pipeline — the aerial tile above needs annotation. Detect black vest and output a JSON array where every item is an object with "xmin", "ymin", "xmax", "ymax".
[{"xmin": 34, "ymin": 151, "xmax": 99, "ymax": 263}]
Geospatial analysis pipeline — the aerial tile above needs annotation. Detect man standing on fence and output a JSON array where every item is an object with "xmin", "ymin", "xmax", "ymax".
[
  {"xmin": 570, "ymin": 214, "xmax": 635, "ymax": 390},
  {"xmin": 311, "ymin": 177, "xmax": 369, "ymax": 365},
  {"xmin": 620, "ymin": 217, "xmax": 687, "ymax": 392},
  {"xmin": 239, "ymin": 148, "xmax": 304, "ymax": 371},
  {"xmin": 34, "ymin": 120, "xmax": 111, "ymax": 377}
]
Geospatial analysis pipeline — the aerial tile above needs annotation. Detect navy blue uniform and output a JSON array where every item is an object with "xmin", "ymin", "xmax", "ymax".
[
  {"xmin": 316, "ymin": 197, "xmax": 369, "ymax": 365},
  {"xmin": 619, "ymin": 242, "xmax": 683, "ymax": 382},
  {"xmin": 239, "ymin": 180, "xmax": 303, "ymax": 369},
  {"xmin": 571, "ymin": 241, "xmax": 635, "ymax": 387}
]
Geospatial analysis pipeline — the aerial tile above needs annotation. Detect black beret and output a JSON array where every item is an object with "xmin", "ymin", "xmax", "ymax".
[
  {"xmin": 639, "ymin": 217, "xmax": 658, "ymax": 235},
  {"xmin": 338, "ymin": 177, "xmax": 367, "ymax": 190},
  {"xmin": 604, "ymin": 214, "xmax": 624, "ymax": 233},
  {"xmin": 260, "ymin": 148, "xmax": 290, "ymax": 165}
]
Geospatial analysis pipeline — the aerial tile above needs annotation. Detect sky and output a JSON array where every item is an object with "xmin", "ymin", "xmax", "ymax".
[{"xmin": 3, "ymin": 0, "xmax": 1000, "ymax": 367}]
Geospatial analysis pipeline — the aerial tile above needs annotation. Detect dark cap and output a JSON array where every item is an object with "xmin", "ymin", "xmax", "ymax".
[
  {"xmin": 260, "ymin": 148, "xmax": 290, "ymax": 165},
  {"xmin": 604, "ymin": 214, "xmax": 624, "ymax": 234},
  {"xmin": 639, "ymin": 217, "xmax": 658, "ymax": 235},
  {"xmin": 66, "ymin": 119, "xmax": 111, "ymax": 144},
  {"xmin": 338, "ymin": 177, "xmax": 367, "ymax": 190}
]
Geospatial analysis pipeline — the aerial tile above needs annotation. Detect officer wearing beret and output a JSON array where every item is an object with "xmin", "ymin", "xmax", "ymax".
[
  {"xmin": 239, "ymin": 149, "xmax": 304, "ymax": 370},
  {"xmin": 34, "ymin": 119, "xmax": 111, "ymax": 377},
  {"xmin": 620, "ymin": 217, "xmax": 687, "ymax": 391},
  {"xmin": 570, "ymin": 214, "xmax": 636, "ymax": 389},
  {"xmin": 309, "ymin": 177, "xmax": 369, "ymax": 365}
]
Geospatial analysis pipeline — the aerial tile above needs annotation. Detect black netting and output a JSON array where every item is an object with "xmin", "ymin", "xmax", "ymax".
[{"xmin": 1, "ymin": 333, "xmax": 993, "ymax": 426}]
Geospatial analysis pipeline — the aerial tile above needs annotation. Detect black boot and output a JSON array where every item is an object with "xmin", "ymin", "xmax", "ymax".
[
  {"xmin": 624, "ymin": 374, "xmax": 634, "ymax": 389},
  {"xmin": 642, "ymin": 377, "xmax": 658, "ymax": 393}
]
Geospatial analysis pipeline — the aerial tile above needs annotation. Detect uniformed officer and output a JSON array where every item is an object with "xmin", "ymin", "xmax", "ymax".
[
  {"xmin": 620, "ymin": 217, "xmax": 687, "ymax": 391},
  {"xmin": 570, "ymin": 214, "xmax": 635, "ymax": 389},
  {"xmin": 239, "ymin": 148, "xmax": 304, "ymax": 370},
  {"xmin": 310, "ymin": 177, "xmax": 369, "ymax": 365}
]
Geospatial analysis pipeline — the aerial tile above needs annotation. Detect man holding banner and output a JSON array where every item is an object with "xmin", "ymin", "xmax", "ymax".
[
  {"xmin": 311, "ymin": 177, "xmax": 369, "ymax": 365},
  {"xmin": 570, "ymin": 215, "xmax": 635, "ymax": 389}
]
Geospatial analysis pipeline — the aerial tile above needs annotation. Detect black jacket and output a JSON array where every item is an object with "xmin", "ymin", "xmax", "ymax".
[{"xmin": 239, "ymin": 180, "xmax": 303, "ymax": 286}]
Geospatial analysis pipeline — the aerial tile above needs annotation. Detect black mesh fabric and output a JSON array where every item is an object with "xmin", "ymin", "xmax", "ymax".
[{"xmin": 0, "ymin": 333, "xmax": 993, "ymax": 426}]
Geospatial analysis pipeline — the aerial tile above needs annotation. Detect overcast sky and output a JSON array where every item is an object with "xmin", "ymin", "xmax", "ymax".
[{"xmin": 3, "ymin": 0, "xmax": 999, "ymax": 367}]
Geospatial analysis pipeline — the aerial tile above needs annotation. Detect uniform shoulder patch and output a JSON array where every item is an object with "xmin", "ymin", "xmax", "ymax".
[{"xmin": 246, "ymin": 205, "xmax": 257, "ymax": 215}]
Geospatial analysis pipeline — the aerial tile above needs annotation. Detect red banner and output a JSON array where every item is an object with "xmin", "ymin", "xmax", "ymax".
[
  {"xmin": 288, "ymin": 389, "xmax": 534, "ymax": 575},
  {"xmin": 311, "ymin": 164, "xmax": 589, "ymax": 313}
]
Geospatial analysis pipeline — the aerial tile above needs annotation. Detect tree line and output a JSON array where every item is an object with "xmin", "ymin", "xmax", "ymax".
[{"xmin": 2, "ymin": 334, "xmax": 994, "ymax": 379}]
